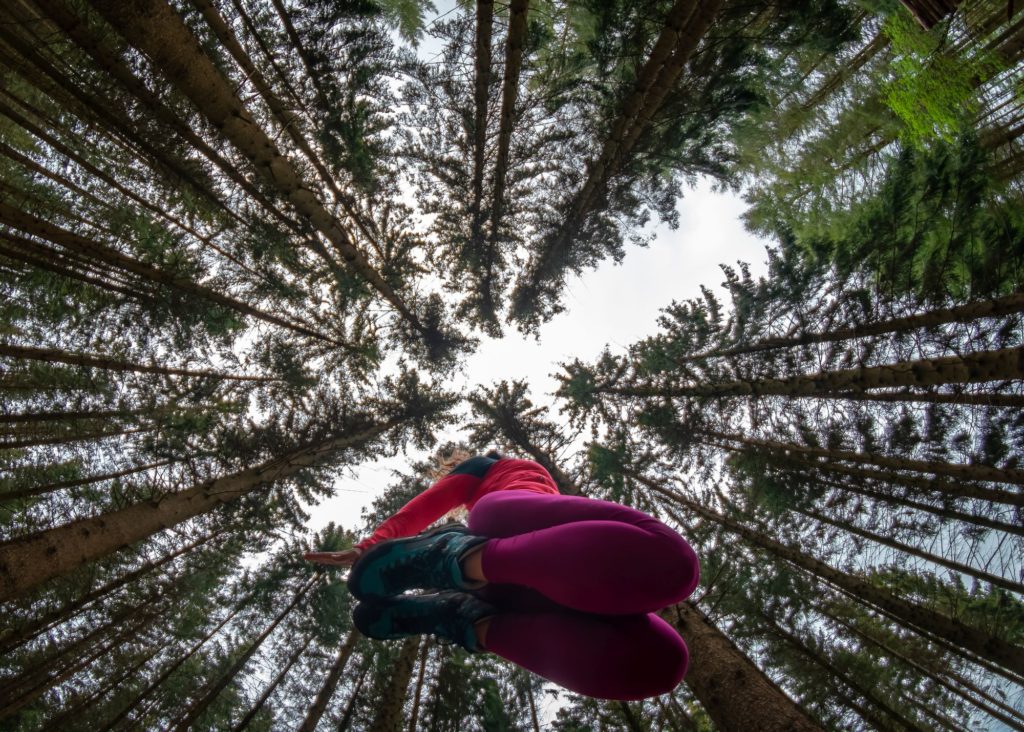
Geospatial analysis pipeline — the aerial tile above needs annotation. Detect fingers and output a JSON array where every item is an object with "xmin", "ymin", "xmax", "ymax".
[{"xmin": 302, "ymin": 550, "xmax": 360, "ymax": 566}]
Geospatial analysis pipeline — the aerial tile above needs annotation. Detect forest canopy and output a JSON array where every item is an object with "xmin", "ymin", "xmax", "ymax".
[{"xmin": 1, "ymin": 0, "xmax": 1023, "ymax": 729}]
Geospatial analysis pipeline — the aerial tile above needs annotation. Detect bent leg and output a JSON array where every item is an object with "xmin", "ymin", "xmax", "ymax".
[
  {"xmin": 483, "ymin": 608, "xmax": 689, "ymax": 701},
  {"xmin": 468, "ymin": 491, "xmax": 699, "ymax": 614}
]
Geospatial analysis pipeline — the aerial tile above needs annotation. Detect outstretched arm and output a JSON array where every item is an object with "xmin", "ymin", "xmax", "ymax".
[{"xmin": 304, "ymin": 455, "xmax": 498, "ymax": 567}]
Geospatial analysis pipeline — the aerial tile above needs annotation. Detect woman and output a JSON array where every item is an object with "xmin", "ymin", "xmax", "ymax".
[{"xmin": 304, "ymin": 451, "xmax": 699, "ymax": 701}]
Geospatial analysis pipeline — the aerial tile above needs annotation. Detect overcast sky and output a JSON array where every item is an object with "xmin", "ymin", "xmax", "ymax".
[
  {"xmin": 302, "ymin": 177, "xmax": 772, "ymax": 721},
  {"xmin": 307, "ymin": 178, "xmax": 772, "ymax": 532}
]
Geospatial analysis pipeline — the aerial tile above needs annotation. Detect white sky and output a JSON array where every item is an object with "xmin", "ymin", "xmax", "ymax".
[
  {"xmin": 304, "ymin": 178, "xmax": 771, "ymax": 723},
  {"xmin": 307, "ymin": 178, "xmax": 771, "ymax": 532}
]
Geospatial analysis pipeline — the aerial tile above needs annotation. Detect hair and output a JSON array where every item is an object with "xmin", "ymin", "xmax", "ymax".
[{"xmin": 429, "ymin": 445, "xmax": 505, "ymax": 525}]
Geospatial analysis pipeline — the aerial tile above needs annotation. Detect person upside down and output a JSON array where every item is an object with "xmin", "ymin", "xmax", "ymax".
[{"xmin": 303, "ymin": 451, "xmax": 700, "ymax": 701}]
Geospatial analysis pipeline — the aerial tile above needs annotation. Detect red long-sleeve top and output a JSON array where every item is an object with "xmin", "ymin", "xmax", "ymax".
[{"xmin": 354, "ymin": 456, "xmax": 559, "ymax": 551}]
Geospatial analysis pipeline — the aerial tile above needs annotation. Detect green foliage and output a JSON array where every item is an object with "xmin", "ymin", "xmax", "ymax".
[{"xmin": 881, "ymin": 6, "xmax": 1002, "ymax": 146}]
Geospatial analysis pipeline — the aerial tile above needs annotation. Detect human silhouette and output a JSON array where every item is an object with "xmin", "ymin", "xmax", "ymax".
[{"xmin": 304, "ymin": 452, "xmax": 699, "ymax": 701}]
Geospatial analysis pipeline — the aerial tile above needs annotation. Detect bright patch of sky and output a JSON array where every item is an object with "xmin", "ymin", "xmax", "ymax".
[
  {"xmin": 306, "ymin": 177, "xmax": 771, "ymax": 723},
  {"xmin": 307, "ymin": 178, "xmax": 772, "ymax": 532}
]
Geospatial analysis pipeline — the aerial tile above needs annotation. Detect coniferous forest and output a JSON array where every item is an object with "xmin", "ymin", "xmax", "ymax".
[{"xmin": 1, "ymin": 0, "xmax": 1023, "ymax": 728}]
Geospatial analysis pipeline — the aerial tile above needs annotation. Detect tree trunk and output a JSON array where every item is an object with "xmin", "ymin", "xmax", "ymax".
[
  {"xmin": 0, "ymin": 424, "xmax": 150, "ymax": 450},
  {"xmin": 37, "ymin": 639, "xmax": 164, "ymax": 732},
  {"xmin": 231, "ymin": 631, "xmax": 315, "ymax": 731},
  {"xmin": 832, "ymin": 390, "xmax": 1024, "ymax": 408},
  {"xmin": 512, "ymin": 0, "xmax": 722, "ymax": 318},
  {"xmin": 0, "ymin": 92, "xmax": 248, "ymax": 248},
  {"xmin": 602, "ymin": 346, "xmax": 1024, "ymax": 401},
  {"xmin": 705, "ymin": 430, "xmax": 1024, "ymax": 490},
  {"xmin": 797, "ymin": 505, "xmax": 1024, "ymax": 595},
  {"xmin": 100, "ymin": 601, "xmax": 245, "ymax": 730},
  {"xmin": 407, "ymin": 637, "xmax": 432, "ymax": 732},
  {"xmin": 186, "ymin": 0, "xmax": 381, "ymax": 259},
  {"xmin": 0, "ymin": 234, "xmax": 149, "ymax": 302},
  {"xmin": 1, "ymin": 459, "xmax": 174, "ymax": 502},
  {"xmin": 0, "ymin": 204, "xmax": 338, "ymax": 344},
  {"xmin": 617, "ymin": 701, "xmax": 646, "ymax": 732},
  {"xmin": 823, "ymin": 609, "xmax": 1024, "ymax": 731},
  {"xmin": 757, "ymin": 610, "xmax": 928, "ymax": 732},
  {"xmin": 0, "ymin": 19, "xmax": 238, "ymax": 219},
  {"xmin": 676, "ymin": 291, "xmax": 1024, "ymax": 364},
  {"xmin": 660, "ymin": 602, "xmax": 823, "ymax": 731},
  {"xmin": 469, "ymin": 0, "xmax": 494, "ymax": 256},
  {"xmin": 0, "ymin": 408, "xmax": 138, "ymax": 424},
  {"xmin": 0, "ymin": 343, "xmax": 274, "ymax": 382},
  {"xmin": 28, "ymin": 0, "xmax": 297, "ymax": 283},
  {"xmin": 0, "ymin": 528, "xmax": 218, "ymax": 655},
  {"xmin": 796, "ymin": 458, "xmax": 1024, "ymax": 507},
  {"xmin": 807, "ymin": 474, "xmax": 1024, "ymax": 537},
  {"xmin": 368, "ymin": 637, "xmax": 420, "ymax": 732},
  {"xmin": 646, "ymin": 480, "xmax": 1024, "ymax": 677},
  {"xmin": 337, "ymin": 657, "xmax": 372, "ymax": 731},
  {"xmin": 526, "ymin": 683, "xmax": 541, "ymax": 732},
  {"xmin": 0, "ymin": 416, "xmax": 403, "ymax": 602},
  {"xmin": 87, "ymin": 0, "xmax": 437, "ymax": 347},
  {"xmin": 296, "ymin": 629, "xmax": 361, "ymax": 732},
  {"xmin": 481, "ymin": 0, "xmax": 529, "ymax": 324},
  {"xmin": 173, "ymin": 576, "xmax": 317, "ymax": 731},
  {"xmin": 0, "ymin": 610, "xmax": 156, "ymax": 721},
  {"xmin": 24, "ymin": 0, "xmax": 299, "ymax": 233}
]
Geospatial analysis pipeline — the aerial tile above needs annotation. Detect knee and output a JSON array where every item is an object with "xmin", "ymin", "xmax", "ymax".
[
  {"xmin": 467, "ymin": 492, "xmax": 509, "ymax": 535},
  {"xmin": 654, "ymin": 634, "xmax": 690, "ymax": 696},
  {"xmin": 654, "ymin": 530, "xmax": 700, "ymax": 603},
  {"xmin": 621, "ymin": 622, "xmax": 689, "ymax": 700}
]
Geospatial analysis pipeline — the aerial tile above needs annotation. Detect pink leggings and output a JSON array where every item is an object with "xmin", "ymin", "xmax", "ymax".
[{"xmin": 466, "ymin": 491, "xmax": 700, "ymax": 700}]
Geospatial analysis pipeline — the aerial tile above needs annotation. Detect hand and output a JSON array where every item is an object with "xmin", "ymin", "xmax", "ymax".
[{"xmin": 303, "ymin": 547, "xmax": 363, "ymax": 567}]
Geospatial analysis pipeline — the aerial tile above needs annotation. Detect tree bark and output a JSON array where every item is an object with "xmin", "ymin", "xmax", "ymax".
[
  {"xmin": 186, "ymin": 0, "xmax": 381, "ymax": 259},
  {"xmin": 796, "ymin": 458, "xmax": 1024, "ymax": 507},
  {"xmin": 296, "ymin": 629, "xmax": 361, "ymax": 732},
  {"xmin": 337, "ymin": 657, "xmax": 372, "ymax": 731},
  {"xmin": 406, "ymin": 637, "xmax": 432, "ymax": 732},
  {"xmin": 23, "ymin": 0, "xmax": 300, "ymax": 232},
  {"xmin": 0, "ymin": 610, "xmax": 155, "ymax": 720},
  {"xmin": 823, "ymin": 609, "xmax": 1024, "ymax": 731},
  {"xmin": 758, "ymin": 610, "xmax": 929, "ymax": 732},
  {"xmin": 0, "ymin": 19, "xmax": 238, "ymax": 219},
  {"xmin": 0, "ymin": 343, "xmax": 274, "ymax": 382},
  {"xmin": 100, "ymin": 601, "xmax": 245, "ymax": 730},
  {"xmin": 647, "ymin": 480, "xmax": 1024, "ymax": 677},
  {"xmin": 0, "ymin": 92, "xmax": 247, "ymax": 242},
  {"xmin": 368, "ymin": 637, "xmax": 420, "ymax": 732},
  {"xmin": 37, "ymin": 639, "xmax": 164, "ymax": 732},
  {"xmin": 703, "ymin": 430, "xmax": 1024, "ymax": 490},
  {"xmin": 0, "ymin": 529, "xmax": 218, "ymax": 655},
  {"xmin": 478, "ymin": 0, "xmax": 528, "ymax": 326},
  {"xmin": 0, "ymin": 424, "xmax": 150, "ymax": 450},
  {"xmin": 1, "ymin": 459, "xmax": 174, "ymax": 502},
  {"xmin": 469, "ymin": 0, "xmax": 494, "ymax": 253},
  {"xmin": 87, "ymin": 0, "xmax": 437, "ymax": 347},
  {"xmin": 173, "ymin": 576, "xmax": 317, "ymax": 731},
  {"xmin": 831, "ymin": 390, "xmax": 1024, "ymax": 408},
  {"xmin": 660, "ymin": 602, "xmax": 823, "ymax": 732},
  {"xmin": 676, "ymin": 291, "xmax": 1024, "ymax": 364},
  {"xmin": 797, "ymin": 505, "xmax": 1024, "ymax": 595},
  {"xmin": 807, "ymin": 474, "xmax": 1024, "ymax": 537},
  {"xmin": 602, "ymin": 346, "xmax": 1024, "ymax": 402},
  {"xmin": 0, "ymin": 416, "xmax": 403, "ymax": 602},
  {"xmin": 231, "ymin": 631, "xmax": 315, "ymax": 731},
  {"xmin": 512, "ymin": 0, "xmax": 722, "ymax": 319},
  {"xmin": 0, "ymin": 204, "xmax": 339, "ymax": 344}
]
